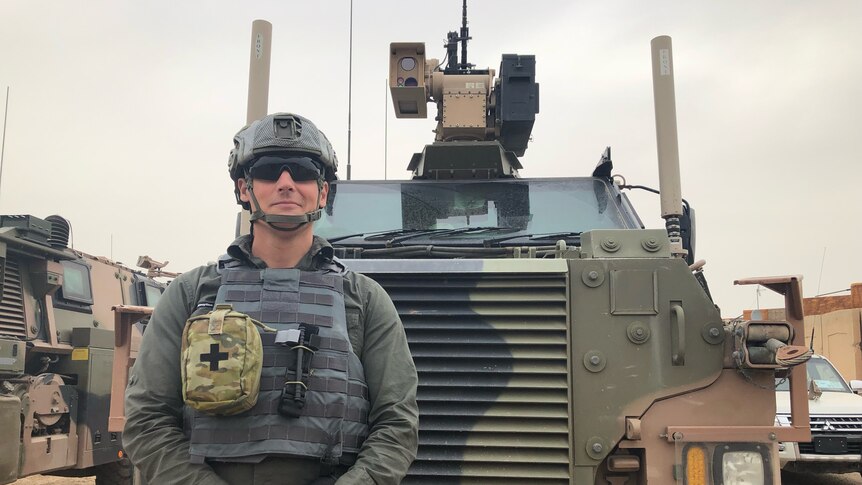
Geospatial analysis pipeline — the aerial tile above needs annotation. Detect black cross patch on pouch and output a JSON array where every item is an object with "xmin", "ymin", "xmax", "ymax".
[{"xmin": 200, "ymin": 343, "xmax": 229, "ymax": 371}]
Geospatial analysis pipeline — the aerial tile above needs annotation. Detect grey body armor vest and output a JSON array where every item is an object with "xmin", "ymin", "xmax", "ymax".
[{"xmin": 184, "ymin": 258, "xmax": 371, "ymax": 465}]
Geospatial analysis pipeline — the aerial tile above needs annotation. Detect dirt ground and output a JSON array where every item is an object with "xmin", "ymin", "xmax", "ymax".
[
  {"xmin": 12, "ymin": 470, "xmax": 862, "ymax": 484},
  {"xmin": 14, "ymin": 477, "xmax": 93, "ymax": 485}
]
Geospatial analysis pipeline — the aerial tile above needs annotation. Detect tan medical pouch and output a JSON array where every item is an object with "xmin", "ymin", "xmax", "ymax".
[{"xmin": 181, "ymin": 304, "xmax": 271, "ymax": 416}]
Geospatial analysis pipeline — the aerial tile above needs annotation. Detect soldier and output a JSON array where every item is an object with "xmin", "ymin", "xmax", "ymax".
[{"xmin": 124, "ymin": 113, "xmax": 419, "ymax": 484}]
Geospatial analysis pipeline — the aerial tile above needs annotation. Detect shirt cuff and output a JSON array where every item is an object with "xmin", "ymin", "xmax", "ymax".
[{"xmin": 335, "ymin": 466, "xmax": 375, "ymax": 485}]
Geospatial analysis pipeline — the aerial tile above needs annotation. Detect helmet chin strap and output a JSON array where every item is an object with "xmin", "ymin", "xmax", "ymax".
[{"xmin": 245, "ymin": 176, "xmax": 323, "ymax": 232}]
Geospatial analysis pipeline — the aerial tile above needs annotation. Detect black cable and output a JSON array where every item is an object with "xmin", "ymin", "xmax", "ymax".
[
  {"xmin": 433, "ymin": 53, "xmax": 449, "ymax": 72},
  {"xmin": 620, "ymin": 184, "xmax": 690, "ymax": 210}
]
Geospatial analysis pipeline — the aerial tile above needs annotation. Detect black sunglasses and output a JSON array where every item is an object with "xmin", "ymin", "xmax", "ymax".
[{"xmin": 248, "ymin": 156, "xmax": 323, "ymax": 182}]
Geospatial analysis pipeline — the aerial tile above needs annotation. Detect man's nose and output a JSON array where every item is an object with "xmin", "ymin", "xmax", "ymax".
[{"xmin": 275, "ymin": 168, "xmax": 297, "ymax": 189}]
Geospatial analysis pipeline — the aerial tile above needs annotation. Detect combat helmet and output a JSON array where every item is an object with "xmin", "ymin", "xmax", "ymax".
[{"xmin": 229, "ymin": 113, "xmax": 338, "ymax": 230}]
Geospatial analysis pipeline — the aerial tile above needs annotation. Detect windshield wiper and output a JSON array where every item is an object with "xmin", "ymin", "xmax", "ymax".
[
  {"xmin": 327, "ymin": 228, "xmax": 446, "ymax": 244},
  {"xmin": 329, "ymin": 226, "xmax": 517, "ymax": 246},
  {"xmin": 435, "ymin": 226, "xmax": 517, "ymax": 238},
  {"xmin": 527, "ymin": 231, "xmax": 582, "ymax": 241},
  {"xmin": 387, "ymin": 226, "xmax": 516, "ymax": 245},
  {"xmin": 482, "ymin": 231, "xmax": 582, "ymax": 246}
]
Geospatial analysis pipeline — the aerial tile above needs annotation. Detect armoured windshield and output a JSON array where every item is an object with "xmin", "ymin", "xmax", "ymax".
[
  {"xmin": 316, "ymin": 178, "xmax": 638, "ymax": 244},
  {"xmin": 775, "ymin": 357, "xmax": 851, "ymax": 393}
]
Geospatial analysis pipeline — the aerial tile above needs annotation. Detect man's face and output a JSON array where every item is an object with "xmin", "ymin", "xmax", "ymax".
[{"xmin": 237, "ymin": 160, "xmax": 328, "ymax": 218}]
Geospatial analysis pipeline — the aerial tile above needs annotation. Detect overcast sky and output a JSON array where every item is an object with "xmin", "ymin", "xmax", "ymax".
[{"xmin": 1, "ymin": 0, "xmax": 860, "ymax": 317}]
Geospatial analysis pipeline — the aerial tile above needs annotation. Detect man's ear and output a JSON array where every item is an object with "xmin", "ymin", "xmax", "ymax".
[
  {"xmin": 237, "ymin": 178, "xmax": 250, "ymax": 203},
  {"xmin": 318, "ymin": 181, "xmax": 329, "ymax": 209}
]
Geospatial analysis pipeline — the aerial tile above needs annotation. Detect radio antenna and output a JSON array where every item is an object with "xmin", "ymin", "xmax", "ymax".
[
  {"xmin": 816, "ymin": 247, "xmax": 827, "ymax": 296},
  {"xmin": 346, "ymin": 0, "xmax": 354, "ymax": 180},
  {"xmin": 0, "ymin": 86, "xmax": 9, "ymax": 207},
  {"xmin": 459, "ymin": 0, "xmax": 471, "ymax": 70}
]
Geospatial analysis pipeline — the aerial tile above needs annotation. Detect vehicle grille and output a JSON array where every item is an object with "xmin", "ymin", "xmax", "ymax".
[
  {"xmin": 0, "ymin": 259, "xmax": 27, "ymax": 338},
  {"xmin": 369, "ymin": 271, "xmax": 571, "ymax": 484},
  {"xmin": 797, "ymin": 415, "xmax": 862, "ymax": 455},
  {"xmin": 810, "ymin": 415, "xmax": 862, "ymax": 433}
]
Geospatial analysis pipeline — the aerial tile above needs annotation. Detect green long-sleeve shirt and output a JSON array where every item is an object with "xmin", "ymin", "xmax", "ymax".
[{"xmin": 124, "ymin": 235, "xmax": 419, "ymax": 485}]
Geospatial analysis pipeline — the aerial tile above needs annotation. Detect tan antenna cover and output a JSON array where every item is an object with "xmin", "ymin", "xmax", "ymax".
[
  {"xmin": 247, "ymin": 20, "xmax": 272, "ymax": 124},
  {"xmin": 239, "ymin": 20, "xmax": 272, "ymax": 237},
  {"xmin": 650, "ymin": 36, "xmax": 683, "ymax": 219}
]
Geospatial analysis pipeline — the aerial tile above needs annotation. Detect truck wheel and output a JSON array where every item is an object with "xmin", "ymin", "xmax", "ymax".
[{"xmin": 94, "ymin": 457, "xmax": 135, "ymax": 485}]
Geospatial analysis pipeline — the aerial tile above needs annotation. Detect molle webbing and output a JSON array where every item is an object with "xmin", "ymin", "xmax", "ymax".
[
  {"xmin": 191, "ymin": 425, "xmax": 366, "ymax": 449},
  {"xmin": 259, "ymin": 375, "xmax": 369, "ymax": 399},
  {"xmin": 261, "ymin": 347, "xmax": 349, "ymax": 372},
  {"xmin": 220, "ymin": 271, "xmax": 341, "ymax": 327},
  {"xmin": 245, "ymin": 396, "xmax": 369, "ymax": 422},
  {"xmin": 186, "ymin": 265, "xmax": 370, "ymax": 464},
  {"xmin": 221, "ymin": 267, "xmax": 341, "ymax": 287},
  {"xmin": 258, "ymin": 333, "xmax": 349, "ymax": 371}
]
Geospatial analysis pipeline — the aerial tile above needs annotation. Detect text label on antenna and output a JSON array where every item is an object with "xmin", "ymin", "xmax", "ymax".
[
  {"xmin": 659, "ymin": 49, "xmax": 671, "ymax": 76},
  {"xmin": 255, "ymin": 34, "xmax": 264, "ymax": 60}
]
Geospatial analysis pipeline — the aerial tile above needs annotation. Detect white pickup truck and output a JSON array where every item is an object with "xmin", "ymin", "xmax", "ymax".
[{"xmin": 776, "ymin": 354, "xmax": 862, "ymax": 475}]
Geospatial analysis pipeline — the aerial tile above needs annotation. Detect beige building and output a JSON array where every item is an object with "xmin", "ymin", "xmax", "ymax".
[{"xmin": 745, "ymin": 283, "xmax": 862, "ymax": 382}]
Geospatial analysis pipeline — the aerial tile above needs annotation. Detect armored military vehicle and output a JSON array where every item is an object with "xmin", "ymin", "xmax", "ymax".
[
  {"xmin": 0, "ymin": 214, "xmax": 165, "ymax": 484},
  {"xmin": 98, "ymin": 7, "xmax": 814, "ymax": 484},
  {"xmin": 311, "ymin": 4, "xmax": 815, "ymax": 484}
]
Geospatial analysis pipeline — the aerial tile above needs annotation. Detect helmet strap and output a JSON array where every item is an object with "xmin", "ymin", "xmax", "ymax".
[{"xmin": 244, "ymin": 175, "xmax": 324, "ymax": 232}]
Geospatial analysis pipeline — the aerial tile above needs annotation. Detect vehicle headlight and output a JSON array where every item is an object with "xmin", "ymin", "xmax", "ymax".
[
  {"xmin": 682, "ymin": 443, "xmax": 772, "ymax": 484},
  {"xmin": 775, "ymin": 415, "xmax": 791, "ymax": 427},
  {"xmin": 720, "ymin": 450, "xmax": 765, "ymax": 485}
]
